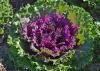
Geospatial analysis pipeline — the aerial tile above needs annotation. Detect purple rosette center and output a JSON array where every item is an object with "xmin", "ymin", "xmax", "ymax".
[{"xmin": 22, "ymin": 12, "xmax": 78, "ymax": 58}]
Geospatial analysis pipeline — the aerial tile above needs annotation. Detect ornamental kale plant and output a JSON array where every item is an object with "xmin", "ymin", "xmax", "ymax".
[{"xmin": 7, "ymin": 0, "xmax": 99, "ymax": 71}]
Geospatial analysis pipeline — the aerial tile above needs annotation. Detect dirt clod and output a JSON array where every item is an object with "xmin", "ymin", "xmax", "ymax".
[{"xmin": 0, "ymin": 63, "xmax": 6, "ymax": 71}]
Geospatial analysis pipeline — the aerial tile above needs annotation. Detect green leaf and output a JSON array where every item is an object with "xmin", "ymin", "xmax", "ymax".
[{"xmin": 0, "ymin": 27, "xmax": 4, "ymax": 34}]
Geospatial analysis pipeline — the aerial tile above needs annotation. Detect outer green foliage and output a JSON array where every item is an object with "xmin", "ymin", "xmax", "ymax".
[
  {"xmin": 0, "ymin": 27, "xmax": 4, "ymax": 35},
  {"xmin": 7, "ymin": 0, "xmax": 99, "ymax": 71},
  {"xmin": 92, "ymin": 21, "xmax": 100, "ymax": 63},
  {"xmin": 0, "ymin": 0, "xmax": 13, "ymax": 24},
  {"xmin": 65, "ymin": 0, "xmax": 100, "ymax": 20},
  {"xmin": 0, "ymin": 0, "xmax": 13, "ymax": 36}
]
